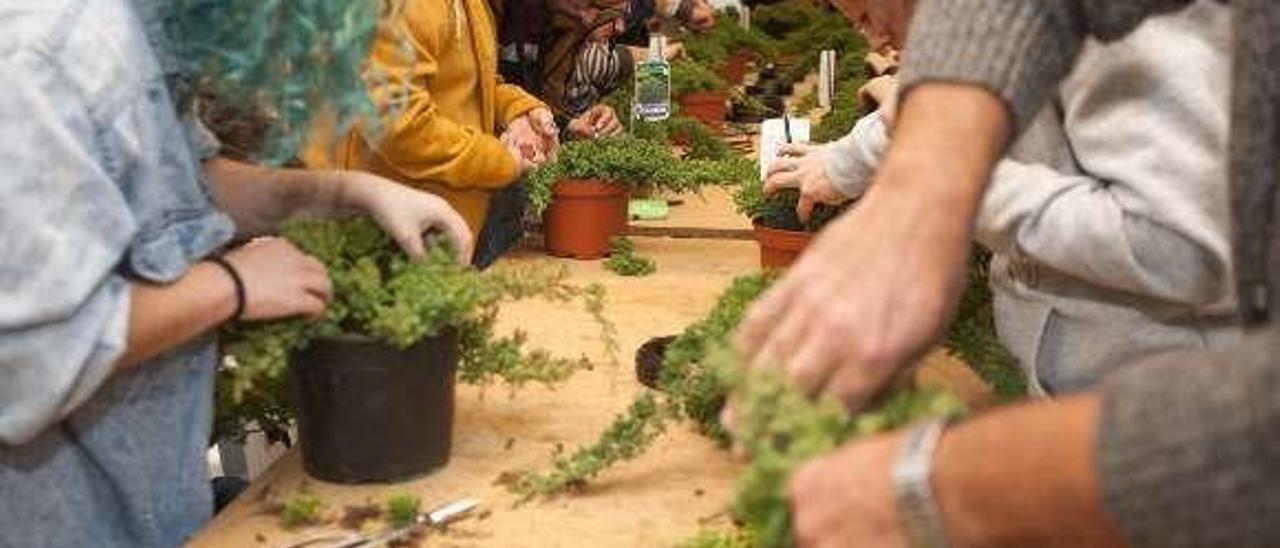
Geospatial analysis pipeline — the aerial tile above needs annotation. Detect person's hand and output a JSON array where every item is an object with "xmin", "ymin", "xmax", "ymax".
[
  {"xmin": 343, "ymin": 172, "xmax": 475, "ymax": 263},
  {"xmin": 765, "ymin": 144, "xmax": 852, "ymax": 223},
  {"xmin": 567, "ymin": 104, "xmax": 624, "ymax": 139},
  {"xmin": 526, "ymin": 107, "xmax": 561, "ymax": 160},
  {"xmin": 223, "ymin": 238, "xmax": 333, "ymax": 320},
  {"xmin": 734, "ymin": 84, "xmax": 1005, "ymax": 410},
  {"xmin": 790, "ymin": 432, "xmax": 906, "ymax": 548},
  {"xmin": 665, "ymin": 42, "xmax": 686, "ymax": 61},
  {"xmin": 681, "ymin": 0, "xmax": 715, "ymax": 32},
  {"xmin": 501, "ymin": 115, "xmax": 549, "ymax": 169},
  {"xmin": 859, "ymin": 75, "xmax": 900, "ymax": 126}
]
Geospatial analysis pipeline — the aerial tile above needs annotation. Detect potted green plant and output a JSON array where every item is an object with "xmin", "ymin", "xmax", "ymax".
[
  {"xmin": 672, "ymin": 59, "xmax": 731, "ymax": 128},
  {"xmin": 216, "ymin": 217, "xmax": 616, "ymax": 483},
  {"xmin": 733, "ymin": 169, "xmax": 849, "ymax": 268},
  {"xmin": 526, "ymin": 136, "xmax": 745, "ymax": 259}
]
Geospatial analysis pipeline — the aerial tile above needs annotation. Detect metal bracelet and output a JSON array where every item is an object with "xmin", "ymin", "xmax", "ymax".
[{"xmin": 891, "ymin": 419, "xmax": 951, "ymax": 548}]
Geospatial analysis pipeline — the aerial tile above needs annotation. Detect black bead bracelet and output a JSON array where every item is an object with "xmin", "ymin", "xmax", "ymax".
[{"xmin": 206, "ymin": 255, "xmax": 246, "ymax": 322}]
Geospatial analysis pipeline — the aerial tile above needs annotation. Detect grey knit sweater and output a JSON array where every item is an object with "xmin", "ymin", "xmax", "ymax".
[{"xmin": 901, "ymin": 0, "xmax": 1280, "ymax": 546}]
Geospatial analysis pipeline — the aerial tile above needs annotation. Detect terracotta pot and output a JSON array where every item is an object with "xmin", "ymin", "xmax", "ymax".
[
  {"xmin": 677, "ymin": 91, "xmax": 729, "ymax": 128},
  {"xmin": 543, "ymin": 179, "xmax": 630, "ymax": 259},
  {"xmin": 753, "ymin": 222, "xmax": 813, "ymax": 269},
  {"xmin": 716, "ymin": 50, "xmax": 753, "ymax": 84}
]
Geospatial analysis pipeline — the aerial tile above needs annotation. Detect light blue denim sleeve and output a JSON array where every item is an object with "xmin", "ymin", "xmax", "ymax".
[{"xmin": 0, "ymin": 49, "xmax": 136, "ymax": 446}]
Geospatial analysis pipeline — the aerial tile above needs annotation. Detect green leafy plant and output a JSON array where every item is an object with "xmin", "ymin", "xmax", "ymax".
[
  {"xmin": 385, "ymin": 494, "xmax": 422, "ymax": 528},
  {"xmin": 507, "ymin": 273, "xmax": 776, "ymax": 499},
  {"xmin": 214, "ymin": 217, "xmax": 618, "ymax": 442},
  {"xmin": 682, "ymin": 12, "xmax": 780, "ymax": 68},
  {"xmin": 733, "ymin": 170, "xmax": 848, "ymax": 233},
  {"xmin": 716, "ymin": 352, "xmax": 966, "ymax": 548},
  {"xmin": 524, "ymin": 136, "xmax": 745, "ymax": 215},
  {"xmin": 672, "ymin": 59, "xmax": 729, "ymax": 96},
  {"xmin": 280, "ymin": 493, "xmax": 324, "ymax": 528},
  {"xmin": 604, "ymin": 237, "xmax": 657, "ymax": 277}
]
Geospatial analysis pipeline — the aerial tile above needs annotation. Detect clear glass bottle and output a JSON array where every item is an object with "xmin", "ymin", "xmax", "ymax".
[{"xmin": 633, "ymin": 34, "xmax": 671, "ymax": 122}]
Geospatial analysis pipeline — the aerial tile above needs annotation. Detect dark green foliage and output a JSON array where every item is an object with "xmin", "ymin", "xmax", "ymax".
[
  {"xmin": 215, "ymin": 218, "xmax": 616, "ymax": 442},
  {"xmin": 717, "ymin": 352, "xmax": 967, "ymax": 548},
  {"xmin": 672, "ymin": 59, "xmax": 729, "ymax": 96},
  {"xmin": 682, "ymin": 13, "xmax": 781, "ymax": 67},
  {"xmin": 162, "ymin": 0, "xmax": 383, "ymax": 164},
  {"xmin": 280, "ymin": 493, "xmax": 324, "ymax": 528},
  {"xmin": 811, "ymin": 83, "xmax": 868, "ymax": 144},
  {"xmin": 385, "ymin": 494, "xmax": 422, "ymax": 528},
  {"xmin": 943, "ymin": 249, "xmax": 1027, "ymax": 398},
  {"xmin": 733, "ymin": 171, "xmax": 849, "ymax": 232},
  {"xmin": 750, "ymin": 2, "xmax": 823, "ymax": 40},
  {"xmin": 605, "ymin": 237, "xmax": 657, "ymax": 277}
]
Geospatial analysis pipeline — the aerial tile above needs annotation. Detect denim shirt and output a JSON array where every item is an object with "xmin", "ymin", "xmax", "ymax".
[{"xmin": 0, "ymin": 0, "xmax": 235, "ymax": 546}]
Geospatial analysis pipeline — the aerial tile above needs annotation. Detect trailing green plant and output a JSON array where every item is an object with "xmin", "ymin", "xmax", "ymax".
[
  {"xmin": 506, "ymin": 392, "xmax": 670, "ymax": 498},
  {"xmin": 385, "ymin": 494, "xmax": 422, "ymax": 528},
  {"xmin": 214, "ymin": 217, "xmax": 618, "ymax": 442},
  {"xmin": 672, "ymin": 59, "xmax": 729, "ymax": 96},
  {"xmin": 715, "ymin": 351, "xmax": 967, "ymax": 548},
  {"xmin": 524, "ymin": 136, "xmax": 746, "ymax": 215},
  {"xmin": 677, "ymin": 529, "xmax": 756, "ymax": 548},
  {"xmin": 279, "ymin": 493, "xmax": 324, "ymax": 529},
  {"xmin": 507, "ymin": 273, "xmax": 777, "ymax": 499},
  {"xmin": 604, "ymin": 237, "xmax": 657, "ymax": 277}
]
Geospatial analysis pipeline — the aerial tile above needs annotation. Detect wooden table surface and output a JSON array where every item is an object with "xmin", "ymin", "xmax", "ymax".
[{"xmin": 192, "ymin": 200, "xmax": 990, "ymax": 548}]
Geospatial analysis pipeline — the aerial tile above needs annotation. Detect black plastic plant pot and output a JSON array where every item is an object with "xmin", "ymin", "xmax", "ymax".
[{"xmin": 290, "ymin": 331, "xmax": 459, "ymax": 484}]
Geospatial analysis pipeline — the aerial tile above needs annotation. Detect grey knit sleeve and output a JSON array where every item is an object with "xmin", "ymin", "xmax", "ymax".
[
  {"xmin": 900, "ymin": 0, "xmax": 1195, "ymax": 133},
  {"xmin": 1098, "ymin": 331, "xmax": 1280, "ymax": 547}
]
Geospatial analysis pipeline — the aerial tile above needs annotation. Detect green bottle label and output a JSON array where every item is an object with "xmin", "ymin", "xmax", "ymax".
[{"xmin": 634, "ymin": 60, "xmax": 671, "ymax": 121}]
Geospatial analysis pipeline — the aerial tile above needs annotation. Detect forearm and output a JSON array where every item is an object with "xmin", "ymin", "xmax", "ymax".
[
  {"xmin": 204, "ymin": 158, "xmax": 360, "ymax": 237},
  {"xmin": 933, "ymin": 395, "xmax": 1127, "ymax": 548},
  {"xmin": 876, "ymin": 83, "xmax": 1008, "ymax": 227},
  {"xmin": 116, "ymin": 262, "xmax": 237, "ymax": 370}
]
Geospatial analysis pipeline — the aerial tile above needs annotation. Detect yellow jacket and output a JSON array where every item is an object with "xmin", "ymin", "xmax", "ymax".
[{"xmin": 305, "ymin": 0, "xmax": 545, "ymax": 235}]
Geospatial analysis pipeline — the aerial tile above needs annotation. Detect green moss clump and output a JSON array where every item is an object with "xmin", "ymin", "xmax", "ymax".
[
  {"xmin": 280, "ymin": 493, "xmax": 324, "ymax": 529},
  {"xmin": 605, "ymin": 237, "xmax": 657, "ymax": 277},
  {"xmin": 385, "ymin": 494, "xmax": 422, "ymax": 528}
]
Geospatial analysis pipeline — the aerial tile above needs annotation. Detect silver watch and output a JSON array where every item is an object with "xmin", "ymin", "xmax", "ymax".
[{"xmin": 892, "ymin": 419, "xmax": 951, "ymax": 548}]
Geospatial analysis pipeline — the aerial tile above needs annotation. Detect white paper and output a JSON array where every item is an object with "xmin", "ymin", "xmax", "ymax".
[{"xmin": 759, "ymin": 117, "xmax": 811, "ymax": 180}]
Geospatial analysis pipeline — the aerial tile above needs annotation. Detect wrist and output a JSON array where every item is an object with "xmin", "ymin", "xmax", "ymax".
[
  {"xmin": 892, "ymin": 419, "xmax": 955, "ymax": 548},
  {"xmin": 196, "ymin": 259, "xmax": 244, "ymax": 323}
]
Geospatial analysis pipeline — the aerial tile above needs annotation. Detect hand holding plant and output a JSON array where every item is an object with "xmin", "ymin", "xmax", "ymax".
[
  {"xmin": 764, "ymin": 144, "xmax": 851, "ymax": 223},
  {"xmin": 342, "ymin": 171, "xmax": 474, "ymax": 263},
  {"xmin": 223, "ymin": 238, "xmax": 333, "ymax": 320}
]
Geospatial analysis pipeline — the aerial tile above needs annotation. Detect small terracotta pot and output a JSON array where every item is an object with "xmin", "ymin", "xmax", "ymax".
[
  {"xmin": 677, "ymin": 91, "xmax": 729, "ymax": 128},
  {"xmin": 543, "ymin": 179, "xmax": 630, "ymax": 259},
  {"xmin": 753, "ymin": 222, "xmax": 813, "ymax": 269}
]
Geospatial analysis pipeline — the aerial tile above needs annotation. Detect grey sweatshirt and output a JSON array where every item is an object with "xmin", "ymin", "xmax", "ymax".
[
  {"xmin": 822, "ymin": 1, "xmax": 1239, "ymax": 394},
  {"xmin": 901, "ymin": 0, "xmax": 1280, "ymax": 545}
]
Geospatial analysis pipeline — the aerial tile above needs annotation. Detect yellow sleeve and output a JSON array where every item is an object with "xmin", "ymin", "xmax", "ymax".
[
  {"xmin": 494, "ymin": 80, "xmax": 547, "ymax": 127},
  {"xmin": 366, "ymin": 15, "xmax": 517, "ymax": 190}
]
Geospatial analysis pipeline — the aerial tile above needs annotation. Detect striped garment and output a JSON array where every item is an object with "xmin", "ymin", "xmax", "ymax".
[{"xmin": 563, "ymin": 41, "xmax": 627, "ymax": 117}]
